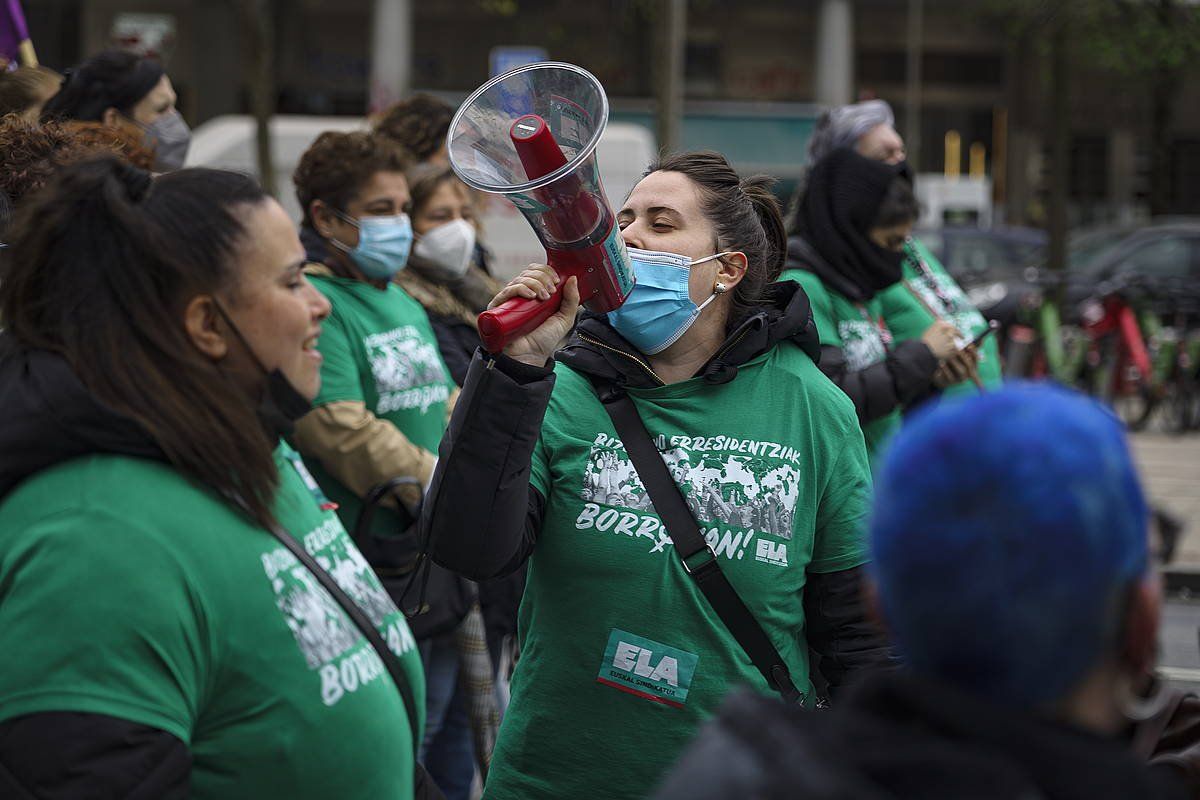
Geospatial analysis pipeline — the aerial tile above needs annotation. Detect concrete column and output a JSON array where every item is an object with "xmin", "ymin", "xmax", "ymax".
[
  {"xmin": 370, "ymin": 0, "xmax": 413, "ymax": 113},
  {"xmin": 815, "ymin": 0, "xmax": 854, "ymax": 107}
]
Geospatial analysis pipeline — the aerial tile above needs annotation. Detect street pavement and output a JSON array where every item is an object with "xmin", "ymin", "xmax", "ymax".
[
  {"xmin": 1161, "ymin": 598, "xmax": 1199, "ymax": 692},
  {"xmin": 1129, "ymin": 431, "xmax": 1200, "ymax": 691},
  {"xmin": 1131, "ymin": 431, "xmax": 1200, "ymax": 572}
]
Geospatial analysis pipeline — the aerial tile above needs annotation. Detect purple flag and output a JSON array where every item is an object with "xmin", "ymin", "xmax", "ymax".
[{"xmin": 0, "ymin": 0, "xmax": 33, "ymax": 67}]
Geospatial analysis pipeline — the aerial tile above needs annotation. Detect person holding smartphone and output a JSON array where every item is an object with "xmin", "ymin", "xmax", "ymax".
[
  {"xmin": 783, "ymin": 148, "xmax": 977, "ymax": 463},
  {"xmin": 801, "ymin": 99, "xmax": 1001, "ymax": 397}
]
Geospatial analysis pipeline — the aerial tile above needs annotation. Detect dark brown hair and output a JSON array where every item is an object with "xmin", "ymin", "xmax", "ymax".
[
  {"xmin": 372, "ymin": 93, "xmax": 454, "ymax": 163},
  {"xmin": 647, "ymin": 151, "xmax": 787, "ymax": 331},
  {"xmin": 1, "ymin": 157, "xmax": 282, "ymax": 528},
  {"xmin": 405, "ymin": 162, "xmax": 461, "ymax": 215},
  {"xmin": 0, "ymin": 66, "xmax": 62, "ymax": 117},
  {"xmin": 293, "ymin": 130, "xmax": 412, "ymax": 227},
  {"xmin": 42, "ymin": 50, "xmax": 163, "ymax": 121}
]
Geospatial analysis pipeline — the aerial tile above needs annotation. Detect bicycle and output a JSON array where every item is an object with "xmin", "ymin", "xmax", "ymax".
[
  {"xmin": 1145, "ymin": 280, "xmax": 1200, "ymax": 434},
  {"xmin": 1074, "ymin": 274, "xmax": 1158, "ymax": 430},
  {"xmin": 1001, "ymin": 269, "xmax": 1089, "ymax": 386}
]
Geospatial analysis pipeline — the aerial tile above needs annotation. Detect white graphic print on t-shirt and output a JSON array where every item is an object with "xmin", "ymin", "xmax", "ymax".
[
  {"xmin": 364, "ymin": 325, "xmax": 450, "ymax": 413},
  {"xmin": 576, "ymin": 432, "xmax": 802, "ymax": 566},
  {"xmin": 837, "ymin": 319, "xmax": 887, "ymax": 372},
  {"xmin": 260, "ymin": 516, "xmax": 416, "ymax": 705}
]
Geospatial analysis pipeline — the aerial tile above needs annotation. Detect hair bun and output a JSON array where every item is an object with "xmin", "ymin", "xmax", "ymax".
[{"xmin": 115, "ymin": 162, "xmax": 153, "ymax": 203}]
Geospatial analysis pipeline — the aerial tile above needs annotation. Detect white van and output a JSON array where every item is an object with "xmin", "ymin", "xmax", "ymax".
[{"xmin": 186, "ymin": 114, "xmax": 657, "ymax": 281}]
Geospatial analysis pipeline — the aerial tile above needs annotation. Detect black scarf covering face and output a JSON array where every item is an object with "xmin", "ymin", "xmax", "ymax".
[{"xmin": 794, "ymin": 147, "xmax": 909, "ymax": 303}]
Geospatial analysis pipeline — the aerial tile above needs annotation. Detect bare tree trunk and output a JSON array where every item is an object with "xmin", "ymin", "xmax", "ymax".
[
  {"xmin": 904, "ymin": 0, "xmax": 924, "ymax": 169},
  {"xmin": 239, "ymin": 0, "xmax": 277, "ymax": 197},
  {"xmin": 1149, "ymin": 68, "xmax": 1176, "ymax": 216},
  {"xmin": 653, "ymin": 0, "xmax": 686, "ymax": 155},
  {"xmin": 1047, "ymin": 14, "xmax": 1069, "ymax": 286},
  {"xmin": 1148, "ymin": 0, "xmax": 1178, "ymax": 215}
]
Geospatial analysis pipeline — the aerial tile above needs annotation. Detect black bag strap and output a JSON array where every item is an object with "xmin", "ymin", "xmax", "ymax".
[
  {"xmin": 263, "ymin": 519, "xmax": 423, "ymax": 759},
  {"xmin": 589, "ymin": 378, "xmax": 803, "ymax": 704},
  {"xmin": 353, "ymin": 476, "xmax": 422, "ymax": 543},
  {"xmin": 354, "ymin": 476, "xmax": 446, "ymax": 624}
]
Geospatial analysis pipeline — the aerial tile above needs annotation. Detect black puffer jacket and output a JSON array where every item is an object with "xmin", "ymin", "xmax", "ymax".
[
  {"xmin": 785, "ymin": 236, "xmax": 940, "ymax": 422},
  {"xmin": 422, "ymin": 281, "xmax": 893, "ymax": 696},
  {"xmin": 653, "ymin": 672, "xmax": 1191, "ymax": 800}
]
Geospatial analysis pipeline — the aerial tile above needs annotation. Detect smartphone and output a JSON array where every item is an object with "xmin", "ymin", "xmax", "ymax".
[{"xmin": 962, "ymin": 320, "xmax": 999, "ymax": 350}]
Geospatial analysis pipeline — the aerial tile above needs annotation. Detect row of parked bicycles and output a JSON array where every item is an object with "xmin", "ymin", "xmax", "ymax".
[
  {"xmin": 928, "ymin": 218, "xmax": 1200, "ymax": 434},
  {"xmin": 999, "ymin": 272, "xmax": 1200, "ymax": 434}
]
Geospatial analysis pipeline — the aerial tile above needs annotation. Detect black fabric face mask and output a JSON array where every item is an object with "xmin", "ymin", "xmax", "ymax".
[
  {"xmin": 258, "ymin": 367, "xmax": 315, "ymax": 435},
  {"xmin": 872, "ymin": 243, "xmax": 906, "ymax": 273},
  {"xmin": 212, "ymin": 301, "xmax": 312, "ymax": 437},
  {"xmin": 795, "ymin": 148, "xmax": 911, "ymax": 302}
]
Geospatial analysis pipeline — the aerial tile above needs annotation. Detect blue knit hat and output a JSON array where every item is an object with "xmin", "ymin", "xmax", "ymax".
[{"xmin": 870, "ymin": 383, "xmax": 1148, "ymax": 706}]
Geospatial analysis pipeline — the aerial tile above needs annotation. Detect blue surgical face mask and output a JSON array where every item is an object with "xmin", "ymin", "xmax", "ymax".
[
  {"xmin": 606, "ymin": 247, "xmax": 733, "ymax": 355},
  {"xmin": 329, "ymin": 211, "xmax": 413, "ymax": 280}
]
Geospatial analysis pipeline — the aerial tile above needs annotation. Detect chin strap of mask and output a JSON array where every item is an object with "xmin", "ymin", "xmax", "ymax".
[{"xmin": 212, "ymin": 300, "xmax": 313, "ymax": 435}]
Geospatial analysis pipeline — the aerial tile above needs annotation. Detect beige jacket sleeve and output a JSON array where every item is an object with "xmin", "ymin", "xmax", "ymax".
[{"xmin": 293, "ymin": 400, "xmax": 436, "ymax": 509}]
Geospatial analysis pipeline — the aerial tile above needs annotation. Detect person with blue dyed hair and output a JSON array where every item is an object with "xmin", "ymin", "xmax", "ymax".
[
  {"xmin": 871, "ymin": 382, "xmax": 1151, "ymax": 708},
  {"xmin": 654, "ymin": 383, "xmax": 1196, "ymax": 800}
]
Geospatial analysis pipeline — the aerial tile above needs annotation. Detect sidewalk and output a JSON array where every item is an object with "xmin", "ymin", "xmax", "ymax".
[{"xmin": 1129, "ymin": 432, "xmax": 1200, "ymax": 592}]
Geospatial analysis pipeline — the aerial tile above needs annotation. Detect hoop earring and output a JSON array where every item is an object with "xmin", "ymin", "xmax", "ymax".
[{"xmin": 1116, "ymin": 672, "xmax": 1171, "ymax": 722}]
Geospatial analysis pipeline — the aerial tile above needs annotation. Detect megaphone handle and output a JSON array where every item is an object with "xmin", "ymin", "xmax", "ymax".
[{"xmin": 477, "ymin": 285, "xmax": 564, "ymax": 353}]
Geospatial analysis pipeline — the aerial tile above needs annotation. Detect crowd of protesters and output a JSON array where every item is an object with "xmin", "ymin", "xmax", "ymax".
[{"xmin": 0, "ymin": 49, "xmax": 1196, "ymax": 800}]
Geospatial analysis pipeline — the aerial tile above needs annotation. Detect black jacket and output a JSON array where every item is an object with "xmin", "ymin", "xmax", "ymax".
[
  {"xmin": 422, "ymin": 281, "xmax": 893, "ymax": 697},
  {"xmin": 0, "ymin": 341, "xmax": 190, "ymax": 799},
  {"xmin": 653, "ymin": 672, "xmax": 1191, "ymax": 800},
  {"xmin": 785, "ymin": 236, "xmax": 940, "ymax": 423}
]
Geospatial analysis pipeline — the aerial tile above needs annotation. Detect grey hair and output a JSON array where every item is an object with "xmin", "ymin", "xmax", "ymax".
[{"xmin": 805, "ymin": 99, "xmax": 895, "ymax": 166}]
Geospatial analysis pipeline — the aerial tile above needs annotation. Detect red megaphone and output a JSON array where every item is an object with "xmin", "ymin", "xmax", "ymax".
[{"xmin": 446, "ymin": 63, "xmax": 634, "ymax": 353}]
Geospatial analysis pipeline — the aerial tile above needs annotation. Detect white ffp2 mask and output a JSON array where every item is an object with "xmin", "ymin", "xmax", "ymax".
[{"xmin": 413, "ymin": 218, "xmax": 476, "ymax": 280}]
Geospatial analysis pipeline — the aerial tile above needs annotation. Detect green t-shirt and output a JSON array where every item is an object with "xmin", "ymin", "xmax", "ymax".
[
  {"xmin": 484, "ymin": 343, "xmax": 872, "ymax": 800},
  {"xmin": 878, "ymin": 238, "xmax": 1003, "ymax": 398},
  {"xmin": 781, "ymin": 268, "xmax": 900, "ymax": 457},
  {"xmin": 0, "ymin": 443, "xmax": 424, "ymax": 799},
  {"xmin": 305, "ymin": 273, "xmax": 455, "ymax": 537}
]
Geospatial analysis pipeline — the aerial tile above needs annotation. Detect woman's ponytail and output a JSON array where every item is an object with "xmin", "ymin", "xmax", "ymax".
[
  {"xmin": 2, "ymin": 156, "xmax": 162, "ymax": 343},
  {"xmin": 3, "ymin": 157, "xmax": 282, "ymax": 530},
  {"xmin": 647, "ymin": 151, "xmax": 784, "ymax": 332},
  {"xmin": 739, "ymin": 175, "xmax": 787, "ymax": 279}
]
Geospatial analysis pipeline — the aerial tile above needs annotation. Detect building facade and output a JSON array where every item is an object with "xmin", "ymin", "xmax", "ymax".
[{"xmin": 20, "ymin": 0, "xmax": 1200, "ymax": 223}]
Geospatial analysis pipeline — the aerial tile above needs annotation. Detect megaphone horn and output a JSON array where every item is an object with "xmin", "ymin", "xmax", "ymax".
[{"xmin": 447, "ymin": 62, "xmax": 635, "ymax": 353}]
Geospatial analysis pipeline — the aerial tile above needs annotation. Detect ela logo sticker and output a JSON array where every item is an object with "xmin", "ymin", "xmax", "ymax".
[
  {"xmin": 596, "ymin": 629, "xmax": 699, "ymax": 708},
  {"xmin": 755, "ymin": 539, "xmax": 788, "ymax": 567}
]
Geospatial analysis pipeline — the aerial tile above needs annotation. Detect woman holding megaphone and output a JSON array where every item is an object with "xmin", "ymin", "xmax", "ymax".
[{"xmin": 423, "ymin": 151, "xmax": 893, "ymax": 800}]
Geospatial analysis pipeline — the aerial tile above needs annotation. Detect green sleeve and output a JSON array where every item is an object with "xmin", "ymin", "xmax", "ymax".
[
  {"xmin": 780, "ymin": 269, "xmax": 843, "ymax": 346},
  {"xmin": 808, "ymin": 427, "xmax": 872, "ymax": 574},
  {"xmin": 0, "ymin": 509, "xmax": 209, "ymax": 742},
  {"xmin": 529, "ymin": 428, "xmax": 551, "ymax": 499},
  {"xmin": 312, "ymin": 309, "xmax": 364, "ymax": 407}
]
